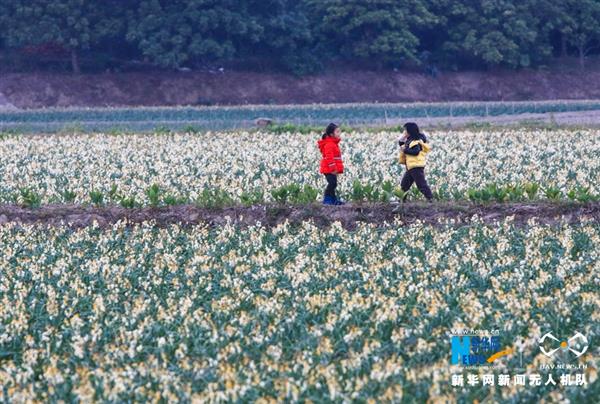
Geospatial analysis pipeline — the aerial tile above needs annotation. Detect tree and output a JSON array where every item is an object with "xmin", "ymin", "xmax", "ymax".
[
  {"xmin": 1, "ymin": 0, "xmax": 126, "ymax": 74},
  {"xmin": 556, "ymin": 0, "xmax": 600, "ymax": 69},
  {"xmin": 305, "ymin": 0, "xmax": 436, "ymax": 68},
  {"xmin": 1, "ymin": 0, "xmax": 598, "ymax": 74},
  {"xmin": 127, "ymin": 0, "xmax": 262, "ymax": 69},
  {"xmin": 0, "ymin": 3, "xmax": 6, "ymax": 53},
  {"xmin": 245, "ymin": 0, "xmax": 319, "ymax": 75},
  {"xmin": 429, "ymin": 0, "xmax": 552, "ymax": 69}
]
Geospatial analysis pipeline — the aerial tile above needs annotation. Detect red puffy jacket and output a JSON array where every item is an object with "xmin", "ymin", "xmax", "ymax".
[{"xmin": 318, "ymin": 136, "xmax": 344, "ymax": 174}]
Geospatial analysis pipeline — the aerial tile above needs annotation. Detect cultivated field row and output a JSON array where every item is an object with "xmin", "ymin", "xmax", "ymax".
[
  {"xmin": 1, "ymin": 129, "xmax": 598, "ymax": 207},
  {"xmin": 3, "ymin": 100, "xmax": 600, "ymax": 132},
  {"xmin": 1, "ymin": 214, "xmax": 598, "ymax": 402}
]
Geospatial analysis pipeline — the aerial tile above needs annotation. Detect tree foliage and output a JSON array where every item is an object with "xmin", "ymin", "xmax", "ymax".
[
  {"xmin": 0, "ymin": 0, "xmax": 599, "ymax": 74},
  {"xmin": 127, "ymin": 0, "xmax": 261, "ymax": 68},
  {"xmin": 558, "ymin": 0, "xmax": 600, "ymax": 68},
  {"xmin": 0, "ymin": 0, "xmax": 126, "ymax": 73},
  {"xmin": 433, "ymin": 0, "xmax": 553, "ymax": 69},
  {"xmin": 306, "ymin": 0, "xmax": 437, "ymax": 67}
]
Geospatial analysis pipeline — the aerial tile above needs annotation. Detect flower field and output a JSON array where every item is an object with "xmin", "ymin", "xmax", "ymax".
[
  {"xmin": 0, "ymin": 218, "xmax": 598, "ymax": 402},
  {"xmin": 0, "ymin": 129, "xmax": 599, "ymax": 207},
  {"xmin": 1, "ymin": 127, "xmax": 599, "ymax": 402}
]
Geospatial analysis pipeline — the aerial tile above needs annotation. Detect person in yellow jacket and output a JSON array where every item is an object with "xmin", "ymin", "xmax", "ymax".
[{"xmin": 398, "ymin": 122, "xmax": 433, "ymax": 201}]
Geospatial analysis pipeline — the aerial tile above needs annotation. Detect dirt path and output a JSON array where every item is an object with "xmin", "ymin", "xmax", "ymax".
[
  {"xmin": 1, "ymin": 202, "xmax": 599, "ymax": 229},
  {"xmin": 391, "ymin": 110, "xmax": 600, "ymax": 128}
]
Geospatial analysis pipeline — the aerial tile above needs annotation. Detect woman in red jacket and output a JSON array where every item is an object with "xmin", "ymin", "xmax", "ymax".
[{"xmin": 317, "ymin": 123, "xmax": 345, "ymax": 205}]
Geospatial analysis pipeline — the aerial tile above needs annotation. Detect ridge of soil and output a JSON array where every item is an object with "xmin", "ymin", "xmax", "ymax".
[
  {"xmin": 4, "ymin": 67, "xmax": 600, "ymax": 109},
  {"xmin": 0, "ymin": 202, "xmax": 599, "ymax": 230}
]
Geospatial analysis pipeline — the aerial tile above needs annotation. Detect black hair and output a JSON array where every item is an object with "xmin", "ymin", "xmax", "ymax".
[
  {"xmin": 403, "ymin": 122, "xmax": 421, "ymax": 138},
  {"xmin": 322, "ymin": 123, "xmax": 338, "ymax": 139}
]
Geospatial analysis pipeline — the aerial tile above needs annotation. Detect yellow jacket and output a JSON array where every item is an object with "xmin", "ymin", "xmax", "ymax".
[{"xmin": 399, "ymin": 137, "xmax": 431, "ymax": 170}]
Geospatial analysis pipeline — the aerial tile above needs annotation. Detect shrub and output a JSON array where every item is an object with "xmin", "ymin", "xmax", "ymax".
[
  {"xmin": 240, "ymin": 190, "xmax": 265, "ymax": 206},
  {"xmin": 19, "ymin": 187, "xmax": 42, "ymax": 208},
  {"xmin": 89, "ymin": 190, "xmax": 104, "ymax": 206},
  {"xmin": 163, "ymin": 194, "xmax": 188, "ymax": 206},
  {"xmin": 119, "ymin": 196, "xmax": 138, "ymax": 208},
  {"xmin": 146, "ymin": 184, "xmax": 161, "ymax": 207},
  {"xmin": 61, "ymin": 189, "xmax": 77, "ymax": 203},
  {"xmin": 393, "ymin": 188, "xmax": 407, "ymax": 201},
  {"xmin": 544, "ymin": 187, "xmax": 562, "ymax": 200},
  {"xmin": 196, "ymin": 188, "xmax": 234, "ymax": 208},
  {"xmin": 524, "ymin": 183, "xmax": 539, "ymax": 200}
]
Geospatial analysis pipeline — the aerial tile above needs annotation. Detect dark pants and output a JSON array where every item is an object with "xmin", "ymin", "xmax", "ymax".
[
  {"xmin": 324, "ymin": 174, "xmax": 337, "ymax": 199},
  {"xmin": 401, "ymin": 167, "xmax": 433, "ymax": 200}
]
